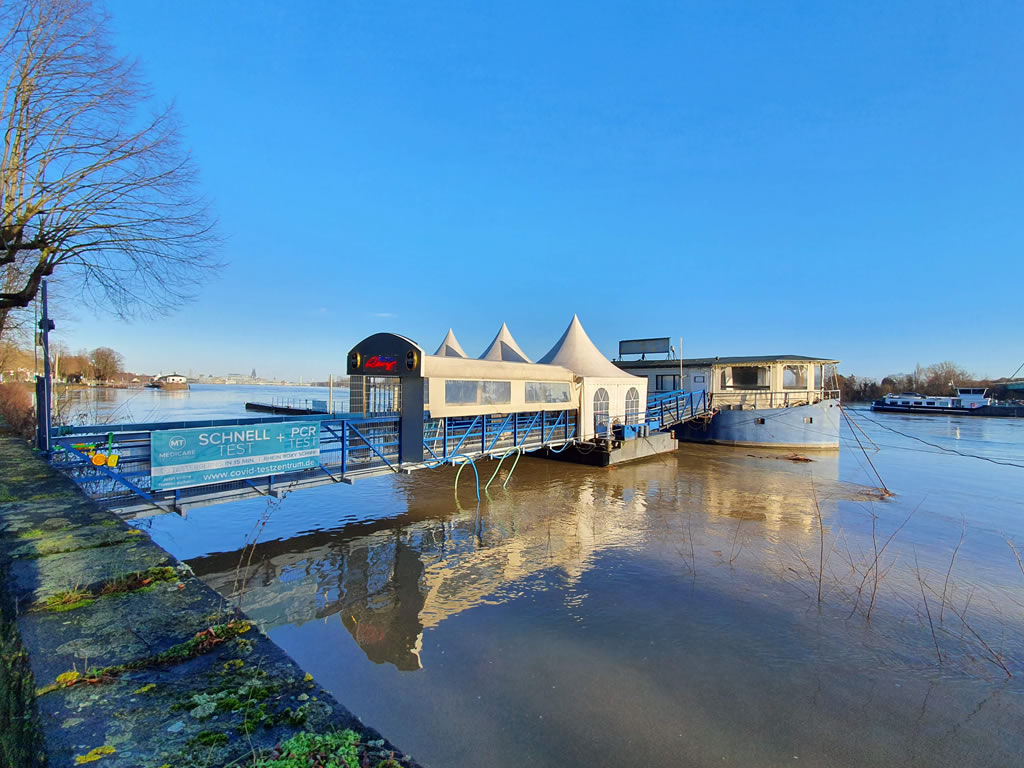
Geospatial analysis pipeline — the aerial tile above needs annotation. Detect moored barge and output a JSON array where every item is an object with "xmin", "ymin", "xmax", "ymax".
[{"xmin": 872, "ymin": 388, "xmax": 1024, "ymax": 417}]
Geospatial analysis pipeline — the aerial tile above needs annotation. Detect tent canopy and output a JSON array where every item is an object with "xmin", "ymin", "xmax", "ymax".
[
  {"xmin": 479, "ymin": 322, "xmax": 532, "ymax": 364},
  {"xmin": 434, "ymin": 328, "xmax": 469, "ymax": 358},
  {"xmin": 539, "ymin": 315, "xmax": 640, "ymax": 379}
]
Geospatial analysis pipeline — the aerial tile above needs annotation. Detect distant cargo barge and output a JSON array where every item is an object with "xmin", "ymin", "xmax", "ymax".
[{"xmin": 872, "ymin": 388, "xmax": 1024, "ymax": 418}]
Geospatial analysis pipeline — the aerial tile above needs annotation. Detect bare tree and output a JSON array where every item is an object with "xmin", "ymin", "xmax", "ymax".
[
  {"xmin": 89, "ymin": 345, "xmax": 120, "ymax": 381},
  {"xmin": 0, "ymin": 0, "xmax": 219, "ymax": 340}
]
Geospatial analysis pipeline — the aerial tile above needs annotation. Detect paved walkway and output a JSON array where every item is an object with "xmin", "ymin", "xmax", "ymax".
[{"xmin": 0, "ymin": 432, "xmax": 417, "ymax": 768}]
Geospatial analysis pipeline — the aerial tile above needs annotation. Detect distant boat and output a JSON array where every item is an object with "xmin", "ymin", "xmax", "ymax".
[
  {"xmin": 872, "ymin": 388, "xmax": 1024, "ymax": 417},
  {"xmin": 147, "ymin": 374, "xmax": 189, "ymax": 391}
]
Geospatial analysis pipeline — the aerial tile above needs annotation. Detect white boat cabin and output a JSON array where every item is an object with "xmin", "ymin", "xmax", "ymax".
[{"xmin": 613, "ymin": 354, "xmax": 839, "ymax": 410}]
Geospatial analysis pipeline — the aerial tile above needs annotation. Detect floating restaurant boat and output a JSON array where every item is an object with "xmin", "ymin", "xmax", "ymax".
[
  {"xmin": 345, "ymin": 316, "xmax": 696, "ymax": 468},
  {"xmin": 615, "ymin": 342, "xmax": 841, "ymax": 448},
  {"xmin": 871, "ymin": 388, "xmax": 1024, "ymax": 417}
]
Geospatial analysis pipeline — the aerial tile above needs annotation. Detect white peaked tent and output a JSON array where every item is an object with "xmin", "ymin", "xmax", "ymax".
[
  {"xmin": 479, "ymin": 322, "xmax": 532, "ymax": 364},
  {"xmin": 434, "ymin": 328, "xmax": 469, "ymax": 358},
  {"xmin": 539, "ymin": 315, "xmax": 647, "ymax": 437}
]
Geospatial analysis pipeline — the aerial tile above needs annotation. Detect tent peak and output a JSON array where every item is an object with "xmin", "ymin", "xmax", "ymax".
[
  {"xmin": 479, "ymin": 323, "xmax": 532, "ymax": 363},
  {"xmin": 434, "ymin": 328, "xmax": 469, "ymax": 358},
  {"xmin": 538, "ymin": 315, "xmax": 638, "ymax": 379}
]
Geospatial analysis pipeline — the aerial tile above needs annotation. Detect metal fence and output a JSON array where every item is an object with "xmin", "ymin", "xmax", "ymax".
[
  {"xmin": 422, "ymin": 409, "xmax": 578, "ymax": 463},
  {"xmin": 48, "ymin": 407, "xmax": 581, "ymax": 513},
  {"xmin": 645, "ymin": 389, "xmax": 711, "ymax": 430},
  {"xmin": 48, "ymin": 413, "xmax": 401, "ymax": 511},
  {"xmin": 710, "ymin": 388, "xmax": 840, "ymax": 410}
]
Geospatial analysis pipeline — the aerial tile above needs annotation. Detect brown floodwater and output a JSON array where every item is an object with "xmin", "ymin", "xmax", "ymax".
[{"xmin": 139, "ymin": 406, "xmax": 1024, "ymax": 767}]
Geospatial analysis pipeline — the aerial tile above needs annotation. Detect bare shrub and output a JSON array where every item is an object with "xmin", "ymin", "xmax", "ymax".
[{"xmin": 0, "ymin": 382, "xmax": 34, "ymax": 438}]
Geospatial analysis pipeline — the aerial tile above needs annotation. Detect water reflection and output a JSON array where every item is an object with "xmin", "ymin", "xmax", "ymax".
[
  {"xmin": 135, "ymin": 408, "xmax": 1024, "ymax": 768},
  {"xmin": 188, "ymin": 445, "xmax": 861, "ymax": 672}
]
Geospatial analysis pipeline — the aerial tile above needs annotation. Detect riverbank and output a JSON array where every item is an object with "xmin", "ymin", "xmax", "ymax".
[{"xmin": 0, "ymin": 426, "xmax": 418, "ymax": 768}]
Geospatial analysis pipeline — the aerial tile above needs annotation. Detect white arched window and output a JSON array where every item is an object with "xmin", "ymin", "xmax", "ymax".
[
  {"xmin": 593, "ymin": 388, "xmax": 609, "ymax": 432},
  {"xmin": 625, "ymin": 387, "xmax": 640, "ymax": 425}
]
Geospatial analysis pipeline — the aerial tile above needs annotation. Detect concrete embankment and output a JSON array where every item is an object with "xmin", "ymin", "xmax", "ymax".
[{"xmin": 0, "ymin": 430, "xmax": 419, "ymax": 768}]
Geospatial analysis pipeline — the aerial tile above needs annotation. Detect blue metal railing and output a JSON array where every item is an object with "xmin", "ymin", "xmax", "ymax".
[
  {"xmin": 49, "ymin": 414, "xmax": 401, "ymax": 509},
  {"xmin": 645, "ymin": 389, "xmax": 711, "ymax": 430},
  {"xmin": 49, "ymin": 407, "xmax": 580, "ymax": 511},
  {"xmin": 423, "ymin": 409, "xmax": 577, "ymax": 464}
]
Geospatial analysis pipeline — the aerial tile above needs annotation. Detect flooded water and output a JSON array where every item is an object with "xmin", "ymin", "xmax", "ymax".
[
  {"xmin": 124, "ymin": 390, "xmax": 1024, "ymax": 767},
  {"xmin": 57, "ymin": 383, "xmax": 346, "ymax": 424}
]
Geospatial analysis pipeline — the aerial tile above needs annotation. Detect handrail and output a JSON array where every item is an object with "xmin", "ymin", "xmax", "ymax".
[{"xmin": 709, "ymin": 388, "xmax": 840, "ymax": 409}]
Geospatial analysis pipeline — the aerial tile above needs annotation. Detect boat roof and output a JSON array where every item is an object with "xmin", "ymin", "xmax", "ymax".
[{"xmin": 615, "ymin": 354, "xmax": 839, "ymax": 369}]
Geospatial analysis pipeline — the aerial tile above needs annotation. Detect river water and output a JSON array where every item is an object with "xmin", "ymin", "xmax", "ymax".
[{"xmin": 77, "ymin": 387, "xmax": 1024, "ymax": 766}]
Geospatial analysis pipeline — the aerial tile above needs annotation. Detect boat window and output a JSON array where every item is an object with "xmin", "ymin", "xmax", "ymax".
[
  {"xmin": 525, "ymin": 382, "xmax": 571, "ymax": 403},
  {"xmin": 783, "ymin": 365, "xmax": 808, "ymax": 390},
  {"xmin": 901, "ymin": 401, "xmax": 910, "ymax": 405},
  {"xmin": 721, "ymin": 366, "xmax": 769, "ymax": 389},
  {"xmin": 755, "ymin": 418, "xmax": 765, "ymax": 425},
  {"xmin": 625, "ymin": 387, "xmax": 640, "ymax": 425},
  {"xmin": 814, "ymin": 365, "xmax": 823, "ymax": 389},
  {"xmin": 656, "ymin": 374, "xmax": 680, "ymax": 391},
  {"xmin": 481, "ymin": 381, "xmax": 511, "ymax": 405},
  {"xmin": 445, "ymin": 380, "xmax": 479, "ymax": 404},
  {"xmin": 446, "ymin": 380, "xmax": 511, "ymax": 405},
  {"xmin": 926, "ymin": 401, "xmax": 935, "ymax": 406},
  {"xmin": 693, "ymin": 375, "xmax": 705, "ymax": 384},
  {"xmin": 594, "ymin": 388, "xmax": 610, "ymax": 431}
]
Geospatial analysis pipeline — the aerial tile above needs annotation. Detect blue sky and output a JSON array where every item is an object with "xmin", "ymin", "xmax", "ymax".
[{"xmin": 55, "ymin": 1, "xmax": 1022, "ymax": 380}]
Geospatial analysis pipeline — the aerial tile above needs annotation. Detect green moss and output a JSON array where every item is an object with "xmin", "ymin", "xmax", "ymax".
[
  {"xmin": 0, "ymin": 570, "xmax": 46, "ymax": 766},
  {"xmin": 251, "ymin": 730, "xmax": 361, "ymax": 767},
  {"xmin": 74, "ymin": 745, "xmax": 115, "ymax": 764},
  {"xmin": 37, "ymin": 565, "xmax": 182, "ymax": 612},
  {"xmin": 241, "ymin": 701, "xmax": 271, "ymax": 734},
  {"xmin": 191, "ymin": 730, "xmax": 228, "ymax": 747},
  {"xmin": 132, "ymin": 683, "xmax": 156, "ymax": 695},
  {"xmin": 44, "ymin": 588, "xmax": 93, "ymax": 612},
  {"xmin": 98, "ymin": 566, "xmax": 177, "ymax": 596},
  {"xmin": 15, "ymin": 528, "xmax": 46, "ymax": 539},
  {"xmin": 38, "ymin": 621, "xmax": 254, "ymax": 696},
  {"xmin": 47, "ymin": 598, "xmax": 95, "ymax": 612}
]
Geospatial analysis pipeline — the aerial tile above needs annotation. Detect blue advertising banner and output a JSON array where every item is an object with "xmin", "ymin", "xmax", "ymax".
[{"xmin": 150, "ymin": 421, "xmax": 320, "ymax": 491}]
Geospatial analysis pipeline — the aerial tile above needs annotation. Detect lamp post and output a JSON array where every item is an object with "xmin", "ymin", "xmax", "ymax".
[{"xmin": 36, "ymin": 280, "xmax": 55, "ymax": 453}]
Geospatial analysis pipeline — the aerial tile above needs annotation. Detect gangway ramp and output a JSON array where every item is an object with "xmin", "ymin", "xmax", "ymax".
[
  {"xmin": 645, "ymin": 389, "xmax": 714, "ymax": 430},
  {"xmin": 49, "ymin": 408, "xmax": 577, "ymax": 516}
]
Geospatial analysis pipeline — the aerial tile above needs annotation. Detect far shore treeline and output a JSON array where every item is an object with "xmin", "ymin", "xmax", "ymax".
[
  {"xmin": 836, "ymin": 361, "xmax": 1021, "ymax": 403},
  {"xmin": 3, "ymin": 334, "xmax": 1020, "ymax": 405}
]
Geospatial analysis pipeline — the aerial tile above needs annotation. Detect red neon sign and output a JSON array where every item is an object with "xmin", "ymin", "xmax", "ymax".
[{"xmin": 364, "ymin": 355, "xmax": 397, "ymax": 372}]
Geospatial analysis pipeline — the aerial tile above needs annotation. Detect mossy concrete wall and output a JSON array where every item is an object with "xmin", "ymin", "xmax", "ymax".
[{"xmin": 0, "ymin": 431, "xmax": 420, "ymax": 768}]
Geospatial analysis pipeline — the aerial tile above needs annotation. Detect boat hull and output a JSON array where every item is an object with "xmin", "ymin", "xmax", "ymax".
[{"xmin": 675, "ymin": 399, "xmax": 840, "ymax": 449}]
